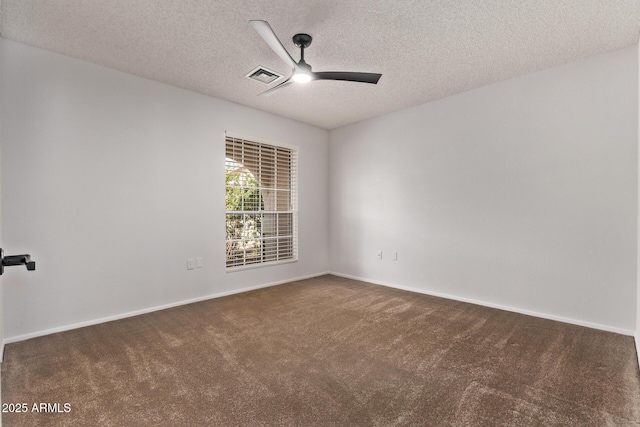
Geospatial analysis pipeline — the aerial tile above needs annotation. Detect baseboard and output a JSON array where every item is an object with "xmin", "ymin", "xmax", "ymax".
[
  {"xmin": 0, "ymin": 339, "xmax": 5, "ymax": 362},
  {"xmin": 4, "ymin": 271, "xmax": 330, "ymax": 345},
  {"xmin": 329, "ymin": 272, "xmax": 635, "ymax": 337}
]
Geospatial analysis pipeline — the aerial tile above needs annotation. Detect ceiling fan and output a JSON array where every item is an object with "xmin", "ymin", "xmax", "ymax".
[{"xmin": 249, "ymin": 20, "xmax": 382, "ymax": 96}]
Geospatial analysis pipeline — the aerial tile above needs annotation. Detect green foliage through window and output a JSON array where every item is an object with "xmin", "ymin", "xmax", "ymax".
[{"xmin": 225, "ymin": 159, "xmax": 264, "ymax": 265}]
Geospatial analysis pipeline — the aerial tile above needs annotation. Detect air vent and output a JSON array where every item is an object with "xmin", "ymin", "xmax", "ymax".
[{"xmin": 245, "ymin": 66, "xmax": 282, "ymax": 84}]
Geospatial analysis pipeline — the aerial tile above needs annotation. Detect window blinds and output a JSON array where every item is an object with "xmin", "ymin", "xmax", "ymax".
[{"xmin": 225, "ymin": 135, "xmax": 298, "ymax": 269}]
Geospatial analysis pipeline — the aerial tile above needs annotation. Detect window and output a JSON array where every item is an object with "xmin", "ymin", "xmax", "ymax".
[{"xmin": 225, "ymin": 134, "xmax": 298, "ymax": 269}]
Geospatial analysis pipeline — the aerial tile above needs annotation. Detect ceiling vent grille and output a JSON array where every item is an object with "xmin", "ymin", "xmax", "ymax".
[{"xmin": 245, "ymin": 66, "xmax": 282, "ymax": 84}]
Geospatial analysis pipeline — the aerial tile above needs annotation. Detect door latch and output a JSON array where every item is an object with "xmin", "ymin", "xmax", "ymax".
[{"xmin": 0, "ymin": 249, "xmax": 36, "ymax": 275}]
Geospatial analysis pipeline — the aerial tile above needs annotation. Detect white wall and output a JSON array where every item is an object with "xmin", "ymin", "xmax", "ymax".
[
  {"xmin": 0, "ymin": 39, "xmax": 330, "ymax": 341},
  {"xmin": 0, "ymin": 32, "xmax": 3, "ymax": 350},
  {"xmin": 0, "ymin": 35, "xmax": 4, "ymax": 356},
  {"xmin": 0, "ymin": 31, "xmax": 4, "ymax": 368},
  {"xmin": 636, "ymin": 40, "xmax": 640, "ymax": 366},
  {"xmin": 330, "ymin": 46, "xmax": 638, "ymax": 333}
]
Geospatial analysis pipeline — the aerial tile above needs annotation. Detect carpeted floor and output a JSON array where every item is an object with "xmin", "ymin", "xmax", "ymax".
[{"xmin": 2, "ymin": 274, "xmax": 639, "ymax": 426}]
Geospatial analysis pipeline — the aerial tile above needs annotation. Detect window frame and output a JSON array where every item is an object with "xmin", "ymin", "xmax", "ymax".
[{"xmin": 224, "ymin": 131, "xmax": 298, "ymax": 272}]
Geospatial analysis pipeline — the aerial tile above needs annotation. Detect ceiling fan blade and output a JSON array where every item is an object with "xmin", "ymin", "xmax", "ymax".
[
  {"xmin": 250, "ymin": 20, "xmax": 298, "ymax": 70},
  {"xmin": 313, "ymin": 71, "xmax": 382, "ymax": 84},
  {"xmin": 259, "ymin": 77, "xmax": 294, "ymax": 96}
]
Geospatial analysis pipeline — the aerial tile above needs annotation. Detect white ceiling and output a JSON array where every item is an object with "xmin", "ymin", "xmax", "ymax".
[{"xmin": 1, "ymin": 1, "xmax": 640, "ymax": 130}]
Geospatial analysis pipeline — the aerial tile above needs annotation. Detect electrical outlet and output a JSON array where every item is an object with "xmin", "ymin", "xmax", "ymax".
[
  {"xmin": 187, "ymin": 259, "xmax": 195, "ymax": 270},
  {"xmin": 196, "ymin": 257, "xmax": 203, "ymax": 268},
  {"xmin": 377, "ymin": 250, "xmax": 383, "ymax": 260},
  {"xmin": 393, "ymin": 252, "xmax": 398, "ymax": 261}
]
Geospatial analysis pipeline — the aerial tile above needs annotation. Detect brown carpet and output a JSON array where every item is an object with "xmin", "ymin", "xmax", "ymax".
[{"xmin": 2, "ymin": 274, "xmax": 639, "ymax": 426}]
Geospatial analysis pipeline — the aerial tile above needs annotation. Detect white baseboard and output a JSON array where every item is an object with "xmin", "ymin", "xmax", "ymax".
[
  {"xmin": 4, "ymin": 271, "xmax": 330, "ymax": 345},
  {"xmin": 1, "ymin": 339, "xmax": 4, "ymax": 362},
  {"xmin": 329, "ymin": 272, "xmax": 635, "ymax": 337}
]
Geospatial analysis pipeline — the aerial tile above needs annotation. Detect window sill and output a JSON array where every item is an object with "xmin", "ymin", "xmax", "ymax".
[{"xmin": 225, "ymin": 258, "xmax": 298, "ymax": 273}]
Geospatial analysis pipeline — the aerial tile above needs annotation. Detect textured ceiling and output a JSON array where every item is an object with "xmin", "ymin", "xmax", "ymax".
[{"xmin": 1, "ymin": 1, "xmax": 640, "ymax": 129}]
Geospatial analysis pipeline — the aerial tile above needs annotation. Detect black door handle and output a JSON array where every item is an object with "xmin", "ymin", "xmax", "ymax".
[{"xmin": 0, "ymin": 249, "xmax": 36, "ymax": 275}]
